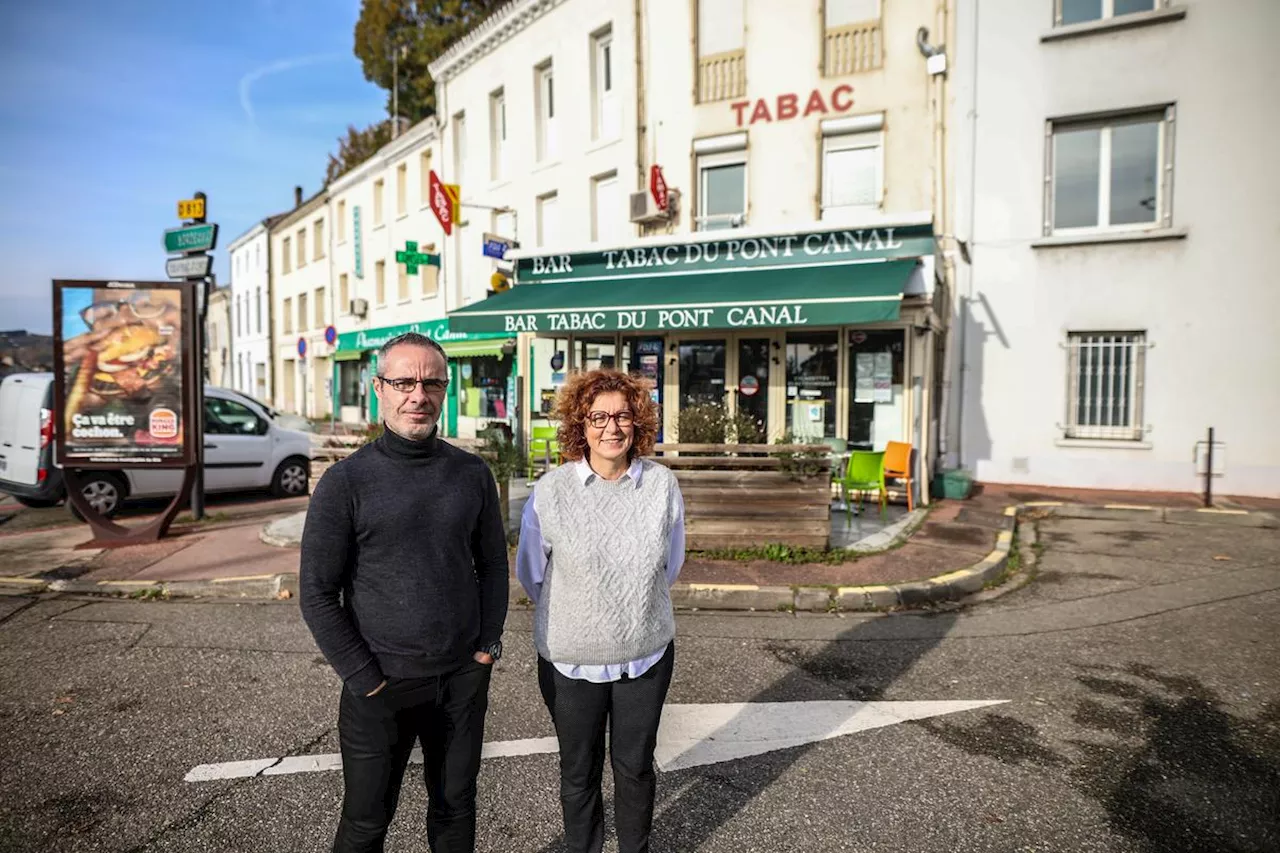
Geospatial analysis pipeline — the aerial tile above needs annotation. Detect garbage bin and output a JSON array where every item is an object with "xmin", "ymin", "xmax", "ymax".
[{"xmin": 931, "ymin": 468, "xmax": 973, "ymax": 500}]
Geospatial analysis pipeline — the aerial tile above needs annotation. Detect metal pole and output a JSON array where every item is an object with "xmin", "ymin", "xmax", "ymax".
[
  {"xmin": 191, "ymin": 191, "xmax": 209, "ymax": 521},
  {"xmin": 1203, "ymin": 426, "xmax": 1214, "ymax": 508}
]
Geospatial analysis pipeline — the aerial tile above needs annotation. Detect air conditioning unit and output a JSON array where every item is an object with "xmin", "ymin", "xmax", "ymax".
[
  {"xmin": 629, "ymin": 191, "xmax": 670, "ymax": 225},
  {"xmin": 349, "ymin": 298, "xmax": 368, "ymax": 317}
]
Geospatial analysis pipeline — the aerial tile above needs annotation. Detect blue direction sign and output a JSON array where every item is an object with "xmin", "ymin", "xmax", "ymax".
[
  {"xmin": 164, "ymin": 223, "xmax": 218, "ymax": 254},
  {"xmin": 482, "ymin": 232, "xmax": 516, "ymax": 260}
]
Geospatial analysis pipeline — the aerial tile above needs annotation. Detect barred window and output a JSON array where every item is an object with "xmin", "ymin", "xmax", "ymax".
[{"xmin": 1065, "ymin": 332, "xmax": 1147, "ymax": 440}]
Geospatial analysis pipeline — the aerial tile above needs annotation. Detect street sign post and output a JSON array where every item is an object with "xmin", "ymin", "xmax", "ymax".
[
  {"xmin": 428, "ymin": 170, "xmax": 453, "ymax": 236},
  {"xmin": 395, "ymin": 241, "xmax": 440, "ymax": 275},
  {"xmin": 166, "ymin": 255, "xmax": 213, "ymax": 279},
  {"xmin": 163, "ymin": 223, "xmax": 218, "ymax": 254},
  {"xmin": 177, "ymin": 197, "xmax": 206, "ymax": 220},
  {"xmin": 482, "ymin": 233, "xmax": 517, "ymax": 260}
]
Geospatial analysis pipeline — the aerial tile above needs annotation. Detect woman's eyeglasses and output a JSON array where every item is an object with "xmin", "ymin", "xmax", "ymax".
[
  {"xmin": 377, "ymin": 376, "xmax": 449, "ymax": 394},
  {"xmin": 586, "ymin": 411, "xmax": 634, "ymax": 429}
]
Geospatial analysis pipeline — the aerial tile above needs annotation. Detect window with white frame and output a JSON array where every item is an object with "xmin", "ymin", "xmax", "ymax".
[
  {"xmin": 698, "ymin": 0, "xmax": 744, "ymax": 58},
  {"xmin": 537, "ymin": 193, "xmax": 559, "ymax": 247},
  {"xmin": 592, "ymin": 28, "xmax": 618, "ymax": 141},
  {"xmin": 313, "ymin": 218, "xmax": 325, "ymax": 260},
  {"xmin": 826, "ymin": 0, "xmax": 880, "ymax": 26},
  {"xmin": 396, "ymin": 163, "xmax": 407, "ymax": 216},
  {"xmin": 337, "ymin": 200, "xmax": 346, "ymax": 241},
  {"xmin": 282, "ymin": 237, "xmax": 292, "ymax": 273},
  {"xmin": 296, "ymin": 229, "xmax": 306, "ymax": 267},
  {"xmin": 494, "ymin": 209, "xmax": 516, "ymax": 243},
  {"xmin": 694, "ymin": 133, "xmax": 747, "ymax": 231},
  {"xmin": 592, "ymin": 172, "xmax": 624, "ymax": 245},
  {"xmin": 255, "ymin": 287, "xmax": 263, "ymax": 334},
  {"xmin": 298, "ymin": 292, "xmax": 308, "ymax": 332},
  {"xmin": 339, "ymin": 274, "xmax": 349, "ymax": 313},
  {"xmin": 419, "ymin": 151, "xmax": 433, "ymax": 205},
  {"xmin": 315, "ymin": 287, "xmax": 325, "ymax": 327},
  {"xmin": 1047, "ymin": 107, "xmax": 1173, "ymax": 235},
  {"xmin": 536, "ymin": 62, "xmax": 556, "ymax": 162},
  {"xmin": 490, "ymin": 90, "xmax": 507, "ymax": 181},
  {"xmin": 821, "ymin": 113, "xmax": 883, "ymax": 219},
  {"xmin": 453, "ymin": 112, "xmax": 467, "ymax": 188},
  {"xmin": 373, "ymin": 179, "xmax": 385, "ymax": 226},
  {"xmin": 1064, "ymin": 331, "xmax": 1147, "ymax": 440},
  {"xmin": 1057, "ymin": 0, "xmax": 1159, "ymax": 26},
  {"xmin": 255, "ymin": 243, "xmax": 260, "ymax": 269},
  {"xmin": 375, "ymin": 260, "xmax": 386, "ymax": 305}
]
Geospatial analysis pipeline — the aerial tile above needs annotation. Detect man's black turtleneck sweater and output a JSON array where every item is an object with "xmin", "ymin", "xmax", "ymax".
[{"xmin": 300, "ymin": 426, "xmax": 509, "ymax": 695}]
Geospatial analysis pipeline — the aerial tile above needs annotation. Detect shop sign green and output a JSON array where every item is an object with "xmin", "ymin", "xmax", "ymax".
[{"xmin": 336, "ymin": 318, "xmax": 507, "ymax": 353}]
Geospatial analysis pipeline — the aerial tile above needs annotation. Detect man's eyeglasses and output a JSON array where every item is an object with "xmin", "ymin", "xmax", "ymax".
[
  {"xmin": 80, "ymin": 292, "xmax": 168, "ymax": 326},
  {"xmin": 377, "ymin": 376, "xmax": 449, "ymax": 394},
  {"xmin": 586, "ymin": 410, "xmax": 634, "ymax": 429}
]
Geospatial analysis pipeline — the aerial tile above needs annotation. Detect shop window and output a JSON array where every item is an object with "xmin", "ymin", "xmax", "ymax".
[
  {"xmin": 338, "ymin": 360, "xmax": 364, "ymax": 408},
  {"xmin": 1047, "ymin": 107, "xmax": 1174, "ymax": 234},
  {"xmin": 623, "ymin": 337, "xmax": 665, "ymax": 413},
  {"xmin": 1057, "ymin": 0, "xmax": 1158, "ymax": 26},
  {"xmin": 577, "ymin": 336, "xmax": 617, "ymax": 373},
  {"xmin": 786, "ymin": 332, "xmax": 838, "ymax": 440},
  {"xmin": 847, "ymin": 329, "xmax": 904, "ymax": 450},
  {"xmin": 533, "ymin": 336, "xmax": 570, "ymax": 417},
  {"xmin": 1065, "ymin": 331, "xmax": 1146, "ymax": 440},
  {"xmin": 679, "ymin": 340, "xmax": 726, "ymax": 410},
  {"xmin": 461, "ymin": 355, "xmax": 513, "ymax": 420}
]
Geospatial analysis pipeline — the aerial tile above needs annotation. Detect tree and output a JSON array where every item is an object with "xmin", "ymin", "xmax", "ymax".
[
  {"xmin": 324, "ymin": 121, "xmax": 394, "ymax": 184},
  {"xmin": 353, "ymin": 0, "xmax": 507, "ymax": 123}
]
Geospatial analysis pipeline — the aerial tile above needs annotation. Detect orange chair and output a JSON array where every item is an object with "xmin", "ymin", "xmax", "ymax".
[{"xmin": 883, "ymin": 441, "xmax": 915, "ymax": 511}]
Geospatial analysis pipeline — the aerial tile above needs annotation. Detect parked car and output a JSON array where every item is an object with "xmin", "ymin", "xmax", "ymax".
[{"xmin": 0, "ymin": 373, "xmax": 314, "ymax": 518}]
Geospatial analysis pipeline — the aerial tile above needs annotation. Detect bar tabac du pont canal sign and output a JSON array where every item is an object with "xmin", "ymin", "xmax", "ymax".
[{"xmin": 447, "ymin": 224, "xmax": 935, "ymax": 335}]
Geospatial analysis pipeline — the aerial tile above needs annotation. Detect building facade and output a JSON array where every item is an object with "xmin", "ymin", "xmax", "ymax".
[
  {"xmin": 227, "ymin": 216, "xmax": 280, "ymax": 404},
  {"xmin": 948, "ymin": 0, "xmax": 1279, "ymax": 496},
  {"xmin": 435, "ymin": 0, "xmax": 955, "ymax": 500},
  {"xmin": 205, "ymin": 285, "xmax": 232, "ymax": 387},
  {"xmin": 270, "ymin": 189, "xmax": 333, "ymax": 419}
]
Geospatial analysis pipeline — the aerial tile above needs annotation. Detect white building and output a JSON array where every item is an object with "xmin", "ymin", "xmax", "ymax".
[
  {"xmin": 227, "ymin": 213, "xmax": 283, "ymax": 404},
  {"xmin": 205, "ymin": 285, "xmax": 232, "ymax": 387},
  {"xmin": 435, "ymin": 0, "xmax": 954, "ymax": 499},
  {"xmin": 270, "ymin": 188, "xmax": 333, "ymax": 419},
  {"xmin": 949, "ymin": 0, "xmax": 1280, "ymax": 497}
]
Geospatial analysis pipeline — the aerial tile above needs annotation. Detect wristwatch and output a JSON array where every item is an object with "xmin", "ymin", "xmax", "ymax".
[{"xmin": 478, "ymin": 640, "xmax": 503, "ymax": 662}]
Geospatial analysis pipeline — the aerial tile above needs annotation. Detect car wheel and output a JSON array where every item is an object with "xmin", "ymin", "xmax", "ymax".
[
  {"xmin": 14, "ymin": 496, "xmax": 59, "ymax": 509},
  {"xmin": 69, "ymin": 472, "xmax": 126, "ymax": 519},
  {"xmin": 271, "ymin": 457, "xmax": 310, "ymax": 498}
]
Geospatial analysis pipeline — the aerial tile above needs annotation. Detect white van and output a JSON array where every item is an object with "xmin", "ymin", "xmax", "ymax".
[{"xmin": 0, "ymin": 373, "xmax": 314, "ymax": 518}]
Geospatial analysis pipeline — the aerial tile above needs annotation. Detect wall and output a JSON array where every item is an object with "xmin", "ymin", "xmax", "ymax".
[
  {"xmin": 952, "ymin": 0, "xmax": 1280, "ymax": 496},
  {"xmin": 270, "ymin": 194, "xmax": 331, "ymax": 418},
  {"xmin": 228, "ymin": 227, "xmax": 272, "ymax": 403}
]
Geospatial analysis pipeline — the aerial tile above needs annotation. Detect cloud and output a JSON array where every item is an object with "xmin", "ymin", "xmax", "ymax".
[{"xmin": 238, "ymin": 54, "xmax": 343, "ymax": 127}]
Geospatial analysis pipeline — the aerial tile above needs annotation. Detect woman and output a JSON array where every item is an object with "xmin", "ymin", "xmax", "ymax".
[{"xmin": 516, "ymin": 368, "xmax": 685, "ymax": 853}]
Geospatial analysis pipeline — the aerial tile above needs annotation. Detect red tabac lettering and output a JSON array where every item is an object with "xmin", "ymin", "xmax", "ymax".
[
  {"xmin": 803, "ymin": 89, "xmax": 829, "ymax": 118},
  {"xmin": 831, "ymin": 84, "xmax": 854, "ymax": 111},
  {"xmin": 750, "ymin": 98, "xmax": 773, "ymax": 124},
  {"xmin": 731, "ymin": 100, "xmax": 751, "ymax": 127},
  {"xmin": 776, "ymin": 92, "xmax": 798, "ymax": 121}
]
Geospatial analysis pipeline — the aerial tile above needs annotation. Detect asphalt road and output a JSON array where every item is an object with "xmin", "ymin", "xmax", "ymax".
[{"xmin": 1, "ymin": 515, "xmax": 1277, "ymax": 852}]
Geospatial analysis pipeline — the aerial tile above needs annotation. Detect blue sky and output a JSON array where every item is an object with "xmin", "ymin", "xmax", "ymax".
[{"xmin": 0, "ymin": 0, "xmax": 387, "ymax": 335}]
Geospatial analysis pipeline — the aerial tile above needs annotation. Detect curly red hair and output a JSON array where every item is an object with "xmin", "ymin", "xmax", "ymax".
[{"xmin": 552, "ymin": 369, "xmax": 659, "ymax": 463}]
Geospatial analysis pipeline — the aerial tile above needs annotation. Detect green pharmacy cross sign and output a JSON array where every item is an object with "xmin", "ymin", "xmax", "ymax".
[{"xmin": 395, "ymin": 241, "xmax": 440, "ymax": 275}]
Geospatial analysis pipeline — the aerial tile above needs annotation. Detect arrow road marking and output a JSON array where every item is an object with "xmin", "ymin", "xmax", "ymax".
[{"xmin": 185, "ymin": 700, "xmax": 1005, "ymax": 783}]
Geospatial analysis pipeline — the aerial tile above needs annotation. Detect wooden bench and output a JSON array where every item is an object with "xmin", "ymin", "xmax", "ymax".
[{"xmin": 651, "ymin": 443, "xmax": 833, "ymax": 550}]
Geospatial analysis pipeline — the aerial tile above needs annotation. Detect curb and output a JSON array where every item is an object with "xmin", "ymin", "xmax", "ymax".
[{"xmin": 2, "ymin": 502, "xmax": 1272, "ymax": 608}]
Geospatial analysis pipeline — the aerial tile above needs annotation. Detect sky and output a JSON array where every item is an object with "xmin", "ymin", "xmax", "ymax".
[{"xmin": 0, "ymin": 0, "xmax": 388, "ymax": 335}]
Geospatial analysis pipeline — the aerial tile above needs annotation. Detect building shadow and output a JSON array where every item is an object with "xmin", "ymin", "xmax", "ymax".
[{"xmin": 533, "ymin": 610, "xmax": 960, "ymax": 852}]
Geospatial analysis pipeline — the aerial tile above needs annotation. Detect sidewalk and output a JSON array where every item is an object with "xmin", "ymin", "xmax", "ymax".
[{"xmin": 1, "ymin": 483, "xmax": 1275, "ymax": 610}]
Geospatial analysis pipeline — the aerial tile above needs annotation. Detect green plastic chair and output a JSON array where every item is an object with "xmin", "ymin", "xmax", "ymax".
[
  {"xmin": 835, "ymin": 450, "xmax": 886, "ymax": 520},
  {"xmin": 527, "ymin": 425, "xmax": 561, "ymax": 478}
]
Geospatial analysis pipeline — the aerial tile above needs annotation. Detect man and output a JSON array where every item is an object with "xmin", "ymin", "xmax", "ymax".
[{"xmin": 301, "ymin": 332, "xmax": 509, "ymax": 853}]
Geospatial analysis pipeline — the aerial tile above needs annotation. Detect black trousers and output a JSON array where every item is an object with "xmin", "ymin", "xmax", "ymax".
[
  {"xmin": 537, "ymin": 643, "xmax": 675, "ymax": 853},
  {"xmin": 333, "ymin": 659, "xmax": 493, "ymax": 853}
]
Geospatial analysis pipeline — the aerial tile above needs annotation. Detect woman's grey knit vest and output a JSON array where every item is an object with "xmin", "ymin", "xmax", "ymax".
[{"xmin": 533, "ymin": 459, "xmax": 678, "ymax": 665}]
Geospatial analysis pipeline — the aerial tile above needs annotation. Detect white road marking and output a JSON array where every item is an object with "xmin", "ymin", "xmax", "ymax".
[{"xmin": 184, "ymin": 700, "xmax": 1006, "ymax": 783}]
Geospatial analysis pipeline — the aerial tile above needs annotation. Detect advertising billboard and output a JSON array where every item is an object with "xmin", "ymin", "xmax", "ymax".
[{"xmin": 52, "ymin": 280, "xmax": 196, "ymax": 468}]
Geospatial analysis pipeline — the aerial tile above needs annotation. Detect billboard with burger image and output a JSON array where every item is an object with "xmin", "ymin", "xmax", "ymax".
[{"xmin": 53, "ymin": 280, "xmax": 196, "ymax": 467}]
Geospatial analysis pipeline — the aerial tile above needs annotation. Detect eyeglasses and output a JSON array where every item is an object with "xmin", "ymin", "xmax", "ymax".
[
  {"xmin": 586, "ymin": 410, "xmax": 634, "ymax": 429},
  {"xmin": 377, "ymin": 376, "xmax": 449, "ymax": 394}
]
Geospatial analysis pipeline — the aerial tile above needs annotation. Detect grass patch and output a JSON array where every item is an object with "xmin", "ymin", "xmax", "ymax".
[{"xmin": 128, "ymin": 587, "xmax": 169, "ymax": 601}]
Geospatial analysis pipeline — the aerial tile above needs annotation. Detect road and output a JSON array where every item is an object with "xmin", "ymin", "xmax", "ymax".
[{"xmin": 1, "ymin": 514, "xmax": 1277, "ymax": 852}]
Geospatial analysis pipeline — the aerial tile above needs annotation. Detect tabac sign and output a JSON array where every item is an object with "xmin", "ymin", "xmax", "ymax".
[
  {"xmin": 446, "ymin": 223, "xmax": 934, "ymax": 335},
  {"xmin": 516, "ymin": 224, "xmax": 933, "ymax": 284}
]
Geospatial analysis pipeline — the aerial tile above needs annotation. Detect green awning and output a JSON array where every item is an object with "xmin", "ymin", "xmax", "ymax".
[
  {"xmin": 333, "ymin": 349, "xmax": 365, "ymax": 362},
  {"xmin": 447, "ymin": 259, "xmax": 914, "ymax": 334},
  {"xmin": 441, "ymin": 339, "xmax": 511, "ymax": 358}
]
